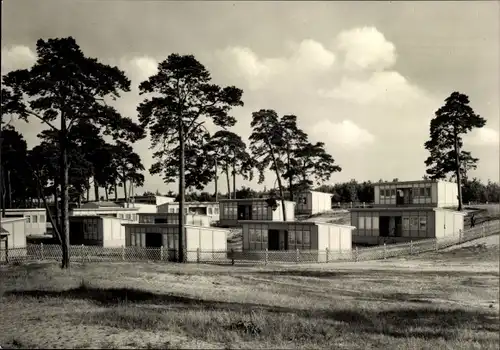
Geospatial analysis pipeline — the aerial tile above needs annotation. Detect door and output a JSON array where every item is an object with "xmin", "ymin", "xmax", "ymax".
[
  {"xmin": 145, "ymin": 232, "xmax": 163, "ymax": 248},
  {"xmin": 268, "ymin": 229, "xmax": 280, "ymax": 250},
  {"xmin": 394, "ymin": 216, "xmax": 403, "ymax": 237},
  {"xmin": 379, "ymin": 216, "xmax": 390, "ymax": 237},
  {"xmin": 237, "ymin": 205, "xmax": 252, "ymax": 220}
]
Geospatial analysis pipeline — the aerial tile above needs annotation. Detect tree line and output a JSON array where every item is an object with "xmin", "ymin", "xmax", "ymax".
[{"xmin": 1, "ymin": 36, "xmax": 495, "ymax": 267}]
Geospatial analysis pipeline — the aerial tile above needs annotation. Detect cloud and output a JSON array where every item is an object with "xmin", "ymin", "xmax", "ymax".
[
  {"xmin": 336, "ymin": 26, "xmax": 397, "ymax": 71},
  {"xmin": 1, "ymin": 45, "xmax": 36, "ymax": 73},
  {"xmin": 213, "ymin": 39, "xmax": 335, "ymax": 91},
  {"xmin": 118, "ymin": 56, "xmax": 158, "ymax": 84},
  {"xmin": 467, "ymin": 127, "xmax": 500, "ymax": 146},
  {"xmin": 319, "ymin": 71, "xmax": 429, "ymax": 107},
  {"xmin": 310, "ymin": 119, "xmax": 375, "ymax": 149}
]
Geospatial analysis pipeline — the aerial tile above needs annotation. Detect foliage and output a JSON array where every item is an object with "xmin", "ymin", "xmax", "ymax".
[
  {"xmin": 424, "ymin": 92, "xmax": 486, "ymax": 210},
  {"xmin": 1, "ymin": 36, "xmax": 144, "ymax": 268}
]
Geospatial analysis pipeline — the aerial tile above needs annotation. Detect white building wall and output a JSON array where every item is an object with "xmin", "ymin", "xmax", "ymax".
[
  {"xmin": 5, "ymin": 209, "xmax": 46, "ymax": 236},
  {"xmin": 437, "ymin": 181, "xmax": 459, "ymax": 208},
  {"xmin": 271, "ymin": 201, "xmax": 295, "ymax": 221},
  {"xmin": 129, "ymin": 203, "xmax": 158, "ymax": 213},
  {"xmin": 316, "ymin": 223, "xmax": 353, "ymax": 251},
  {"xmin": 435, "ymin": 209, "xmax": 464, "ymax": 237},
  {"xmin": 1, "ymin": 217, "xmax": 27, "ymax": 249},
  {"xmin": 101, "ymin": 217, "xmax": 127, "ymax": 247}
]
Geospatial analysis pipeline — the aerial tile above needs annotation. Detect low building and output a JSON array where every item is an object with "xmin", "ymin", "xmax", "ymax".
[
  {"xmin": 157, "ymin": 201, "xmax": 220, "ymax": 223},
  {"xmin": 71, "ymin": 202, "xmax": 139, "ymax": 222},
  {"xmin": 4, "ymin": 208, "xmax": 47, "ymax": 236},
  {"xmin": 118, "ymin": 195, "xmax": 175, "ymax": 206},
  {"xmin": 126, "ymin": 203, "xmax": 158, "ymax": 213},
  {"xmin": 239, "ymin": 220, "xmax": 354, "ymax": 262},
  {"xmin": 350, "ymin": 179, "xmax": 465, "ymax": 245},
  {"xmin": 69, "ymin": 215, "xmax": 128, "ymax": 247},
  {"xmin": 218, "ymin": 198, "xmax": 295, "ymax": 227},
  {"xmin": 295, "ymin": 191, "xmax": 333, "ymax": 215},
  {"xmin": 138, "ymin": 213, "xmax": 211, "ymax": 227},
  {"xmin": 123, "ymin": 223, "xmax": 228, "ymax": 262},
  {"xmin": 1, "ymin": 216, "xmax": 28, "ymax": 262}
]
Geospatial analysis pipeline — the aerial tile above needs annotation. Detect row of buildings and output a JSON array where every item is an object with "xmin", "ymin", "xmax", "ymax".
[{"xmin": 1, "ymin": 179, "xmax": 467, "ymax": 262}]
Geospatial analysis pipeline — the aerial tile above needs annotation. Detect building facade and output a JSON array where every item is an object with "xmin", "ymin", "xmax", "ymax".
[
  {"xmin": 157, "ymin": 201, "xmax": 220, "ymax": 222},
  {"xmin": 295, "ymin": 191, "xmax": 333, "ymax": 215},
  {"xmin": 4, "ymin": 208, "xmax": 47, "ymax": 236},
  {"xmin": 69, "ymin": 215, "xmax": 128, "ymax": 247},
  {"xmin": 218, "ymin": 198, "xmax": 296, "ymax": 227},
  {"xmin": 350, "ymin": 179, "xmax": 464, "ymax": 245},
  {"xmin": 137, "ymin": 213, "xmax": 211, "ymax": 227}
]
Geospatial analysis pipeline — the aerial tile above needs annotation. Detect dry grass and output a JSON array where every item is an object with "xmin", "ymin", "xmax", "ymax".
[{"xmin": 0, "ymin": 235, "xmax": 499, "ymax": 349}]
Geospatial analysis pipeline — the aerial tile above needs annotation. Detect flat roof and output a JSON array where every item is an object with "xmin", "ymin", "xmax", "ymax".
[
  {"xmin": 374, "ymin": 179, "xmax": 457, "ymax": 186},
  {"xmin": 238, "ymin": 220, "xmax": 355, "ymax": 229},
  {"xmin": 159, "ymin": 201, "xmax": 219, "ymax": 206},
  {"xmin": 72, "ymin": 207, "xmax": 139, "ymax": 212},
  {"xmin": 0, "ymin": 216, "xmax": 28, "ymax": 223},
  {"xmin": 349, "ymin": 207, "xmax": 436, "ymax": 212},
  {"xmin": 219, "ymin": 198, "xmax": 295, "ymax": 203},
  {"xmin": 5, "ymin": 208, "xmax": 46, "ymax": 212},
  {"xmin": 121, "ymin": 222, "xmax": 229, "ymax": 232}
]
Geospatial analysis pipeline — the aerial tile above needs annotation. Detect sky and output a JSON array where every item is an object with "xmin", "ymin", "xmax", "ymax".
[{"xmin": 2, "ymin": 0, "xmax": 499, "ymax": 197}]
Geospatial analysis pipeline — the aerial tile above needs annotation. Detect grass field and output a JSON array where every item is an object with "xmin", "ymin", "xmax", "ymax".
[{"xmin": 0, "ymin": 234, "xmax": 499, "ymax": 349}]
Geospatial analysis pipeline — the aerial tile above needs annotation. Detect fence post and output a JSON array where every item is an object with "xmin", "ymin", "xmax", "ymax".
[
  {"xmin": 354, "ymin": 246, "xmax": 358, "ymax": 262},
  {"xmin": 435, "ymin": 239, "xmax": 438, "ymax": 252},
  {"xmin": 231, "ymin": 248, "xmax": 235, "ymax": 266},
  {"xmin": 197, "ymin": 248, "xmax": 201, "ymax": 263},
  {"xmin": 81, "ymin": 244, "xmax": 85, "ymax": 263},
  {"xmin": 325, "ymin": 247, "xmax": 329, "ymax": 263},
  {"xmin": 121, "ymin": 245, "xmax": 125, "ymax": 261},
  {"xmin": 40, "ymin": 243, "xmax": 44, "ymax": 260},
  {"xmin": 296, "ymin": 249, "xmax": 300, "ymax": 263},
  {"xmin": 383, "ymin": 243, "xmax": 387, "ymax": 260},
  {"xmin": 482, "ymin": 224, "xmax": 485, "ymax": 238},
  {"xmin": 410, "ymin": 241, "xmax": 413, "ymax": 255},
  {"xmin": 160, "ymin": 246, "xmax": 164, "ymax": 261},
  {"xmin": 265, "ymin": 248, "xmax": 268, "ymax": 265}
]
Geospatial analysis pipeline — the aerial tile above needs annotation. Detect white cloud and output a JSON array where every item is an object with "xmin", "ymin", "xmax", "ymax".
[
  {"xmin": 336, "ymin": 26, "xmax": 397, "ymax": 71},
  {"xmin": 119, "ymin": 56, "xmax": 158, "ymax": 84},
  {"xmin": 1, "ymin": 45, "xmax": 36, "ymax": 73},
  {"xmin": 319, "ymin": 71, "xmax": 429, "ymax": 107},
  {"xmin": 310, "ymin": 119, "xmax": 375, "ymax": 149},
  {"xmin": 467, "ymin": 127, "xmax": 500, "ymax": 146},
  {"xmin": 214, "ymin": 39, "xmax": 335, "ymax": 91}
]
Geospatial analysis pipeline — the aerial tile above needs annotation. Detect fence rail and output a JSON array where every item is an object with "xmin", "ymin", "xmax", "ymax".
[{"xmin": 1, "ymin": 220, "xmax": 498, "ymax": 266}]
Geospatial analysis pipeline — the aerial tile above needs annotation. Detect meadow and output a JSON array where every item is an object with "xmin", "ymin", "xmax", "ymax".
[{"xmin": 0, "ymin": 234, "xmax": 498, "ymax": 349}]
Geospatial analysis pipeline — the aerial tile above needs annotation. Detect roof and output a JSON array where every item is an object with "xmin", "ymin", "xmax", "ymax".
[
  {"xmin": 297, "ymin": 191, "xmax": 333, "ymax": 196},
  {"xmin": 81, "ymin": 201, "xmax": 122, "ymax": 209},
  {"xmin": 72, "ymin": 207, "xmax": 138, "ymax": 212},
  {"xmin": 238, "ymin": 220, "xmax": 354, "ymax": 229},
  {"xmin": 159, "ymin": 201, "xmax": 219, "ymax": 206},
  {"xmin": 1, "ymin": 226, "xmax": 9, "ymax": 234},
  {"xmin": 219, "ymin": 198, "xmax": 295, "ymax": 204},
  {"xmin": 121, "ymin": 222, "xmax": 229, "ymax": 232},
  {"xmin": 0, "ymin": 216, "xmax": 28, "ymax": 223},
  {"xmin": 5, "ymin": 208, "xmax": 46, "ymax": 212},
  {"xmin": 374, "ymin": 179, "xmax": 457, "ymax": 186}
]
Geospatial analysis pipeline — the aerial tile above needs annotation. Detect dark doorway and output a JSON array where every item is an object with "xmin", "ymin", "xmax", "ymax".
[
  {"xmin": 268, "ymin": 229, "xmax": 280, "ymax": 250},
  {"xmin": 154, "ymin": 218, "xmax": 168, "ymax": 224},
  {"xmin": 145, "ymin": 232, "xmax": 163, "ymax": 248},
  {"xmin": 380, "ymin": 216, "xmax": 390, "ymax": 237},
  {"xmin": 394, "ymin": 216, "xmax": 403, "ymax": 237},
  {"xmin": 237, "ymin": 205, "xmax": 252, "ymax": 220},
  {"xmin": 283, "ymin": 230, "xmax": 289, "ymax": 250},
  {"xmin": 69, "ymin": 221, "xmax": 84, "ymax": 245}
]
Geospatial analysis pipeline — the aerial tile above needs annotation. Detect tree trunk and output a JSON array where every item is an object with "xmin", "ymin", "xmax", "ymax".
[
  {"xmin": 105, "ymin": 188, "xmax": 109, "ymax": 201},
  {"xmin": 265, "ymin": 136, "xmax": 287, "ymax": 221},
  {"xmin": 454, "ymin": 136, "xmax": 463, "ymax": 211},
  {"xmin": 214, "ymin": 158, "xmax": 218, "ymax": 202},
  {"xmin": 225, "ymin": 168, "xmax": 231, "ymax": 199},
  {"xmin": 54, "ymin": 180, "xmax": 60, "ymax": 234},
  {"xmin": 7, "ymin": 169, "xmax": 12, "ymax": 209},
  {"xmin": 59, "ymin": 128, "xmax": 70, "ymax": 269},
  {"xmin": 1, "ymin": 168, "xmax": 5, "ymax": 215},
  {"xmin": 114, "ymin": 183, "xmax": 118, "ymax": 201},
  {"xmin": 286, "ymin": 147, "xmax": 293, "ymax": 202},
  {"xmin": 94, "ymin": 177, "xmax": 99, "ymax": 202},
  {"xmin": 178, "ymin": 118, "xmax": 186, "ymax": 263},
  {"xmin": 123, "ymin": 178, "xmax": 128, "ymax": 208},
  {"xmin": 232, "ymin": 164, "xmax": 236, "ymax": 200}
]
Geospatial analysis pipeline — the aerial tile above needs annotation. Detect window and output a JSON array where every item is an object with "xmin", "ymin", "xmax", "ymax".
[
  {"xmin": 410, "ymin": 217, "xmax": 418, "ymax": 229},
  {"xmin": 32, "ymin": 215, "xmax": 38, "ymax": 223},
  {"xmin": 390, "ymin": 189, "xmax": 396, "ymax": 197},
  {"xmin": 365, "ymin": 216, "xmax": 372, "ymax": 229},
  {"xmin": 261, "ymin": 229, "xmax": 268, "ymax": 244},
  {"xmin": 169, "ymin": 208, "xmax": 174, "ymax": 213},
  {"xmin": 26, "ymin": 216, "xmax": 31, "ymax": 223},
  {"xmin": 380, "ymin": 189, "xmax": 386, "ymax": 198},
  {"xmin": 296, "ymin": 230, "xmax": 303, "ymax": 244},
  {"xmin": 214, "ymin": 207, "xmax": 219, "ymax": 215},
  {"xmin": 288, "ymin": 230, "xmax": 296, "ymax": 245},
  {"xmin": 303, "ymin": 230, "xmax": 310, "ymax": 245},
  {"xmin": 424, "ymin": 187, "xmax": 431, "ymax": 197},
  {"xmin": 403, "ymin": 218, "xmax": 409, "ymax": 230},
  {"xmin": 419, "ymin": 216, "xmax": 427, "ymax": 230},
  {"xmin": 40, "ymin": 215, "xmax": 46, "ymax": 223},
  {"xmin": 372, "ymin": 216, "xmax": 379, "ymax": 229},
  {"xmin": 208, "ymin": 208, "xmax": 213, "ymax": 215},
  {"xmin": 126, "ymin": 214, "xmax": 131, "ymax": 220},
  {"xmin": 358, "ymin": 217, "xmax": 365, "ymax": 229}
]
